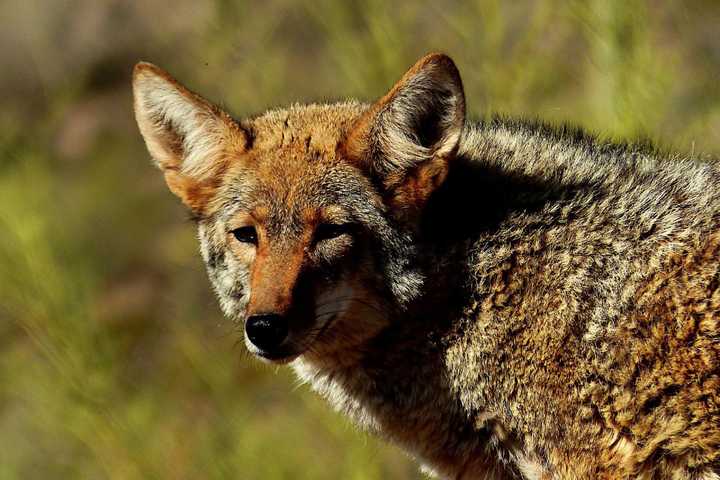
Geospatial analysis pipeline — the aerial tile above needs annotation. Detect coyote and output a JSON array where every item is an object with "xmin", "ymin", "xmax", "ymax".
[{"xmin": 133, "ymin": 53, "xmax": 720, "ymax": 479}]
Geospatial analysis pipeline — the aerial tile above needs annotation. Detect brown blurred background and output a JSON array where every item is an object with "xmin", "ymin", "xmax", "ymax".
[{"xmin": 1, "ymin": 1, "xmax": 719, "ymax": 479}]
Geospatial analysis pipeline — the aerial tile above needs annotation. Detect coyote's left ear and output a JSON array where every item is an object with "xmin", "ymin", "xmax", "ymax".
[{"xmin": 343, "ymin": 53, "xmax": 465, "ymax": 216}]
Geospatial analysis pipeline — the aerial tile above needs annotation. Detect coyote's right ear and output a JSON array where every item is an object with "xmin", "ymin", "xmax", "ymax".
[{"xmin": 132, "ymin": 62, "xmax": 248, "ymax": 213}]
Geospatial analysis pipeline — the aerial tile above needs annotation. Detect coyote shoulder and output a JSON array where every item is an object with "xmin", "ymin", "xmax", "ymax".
[{"xmin": 133, "ymin": 53, "xmax": 720, "ymax": 479}]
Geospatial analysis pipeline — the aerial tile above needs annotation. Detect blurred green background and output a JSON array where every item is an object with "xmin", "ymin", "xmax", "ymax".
[{"xmin": 1, "ymin": 1, "xmax": 719, "ymax": 479}]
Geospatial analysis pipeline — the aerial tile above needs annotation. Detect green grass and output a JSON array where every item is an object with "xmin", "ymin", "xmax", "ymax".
[{"xmin": 1, "ymin": 1, "xmax": 719, "ymax": 478}]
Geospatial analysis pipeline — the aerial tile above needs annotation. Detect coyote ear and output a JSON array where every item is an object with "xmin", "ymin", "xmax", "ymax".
[
  {"xmin": 132, "ymin": 62, "xmax": 248, "ymax": 213},
  {"xmin": 343, "ymin": 53, "xmax": 465, "ymax": 215}
]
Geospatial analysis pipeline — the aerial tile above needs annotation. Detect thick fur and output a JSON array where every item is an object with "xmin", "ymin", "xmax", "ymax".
[{"xmin": 133, "ymin": 54, "xmax": 720, "ymax": 479}]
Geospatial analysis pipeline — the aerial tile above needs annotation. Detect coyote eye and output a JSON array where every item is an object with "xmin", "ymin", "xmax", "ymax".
[
  {"xmin": 315, "ymin": 223, "xmax": 352, "ymax": 242},
  {"xmin": 232, "ymin": 226, "xmax": 258, "ymax": 245}
]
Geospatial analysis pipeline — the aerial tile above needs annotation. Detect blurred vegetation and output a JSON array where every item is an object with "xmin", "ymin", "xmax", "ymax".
[{"xmin": 1, "ymin": 1, "xmax": 719, "ymax": 479}]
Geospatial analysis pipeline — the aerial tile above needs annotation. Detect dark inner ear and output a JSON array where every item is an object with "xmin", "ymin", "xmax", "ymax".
[
  {"xmin": 163, "ymin": 117, "xmax": 186, "ymax": 161},
  {"xmin": 415, "ymin": 104, "xmax": 445, "ymax": 149}
]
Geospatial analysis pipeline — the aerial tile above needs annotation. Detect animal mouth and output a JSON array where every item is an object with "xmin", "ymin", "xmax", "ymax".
[
  {"xmin": 254, "ymin": 349, "xmax": 299, "ymax": 364},
  {"xmin": 251, "ymin": 313, "xmax": 338, "ymax": 364}
]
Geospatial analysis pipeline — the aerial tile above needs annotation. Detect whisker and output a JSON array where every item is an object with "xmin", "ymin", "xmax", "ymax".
[
  {"xmin": 314, "ymin": 298, "xmax": 386, "ymax": 317},
  {"xmin": 313, "ymin": 295, "xmax": 383, "ymax": 309}
]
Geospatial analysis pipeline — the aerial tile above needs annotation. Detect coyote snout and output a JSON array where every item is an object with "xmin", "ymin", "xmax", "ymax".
[
  {"xmin": 244, "ymin": 314, "xmax": 288, "ymax": 354},
  {"xmin": 236, "ymin": 219, "xmax": 369, "ymax": 363},
  {"xmin": 239, "ymin": 230, "xmax": 315, "ymax": 362}
]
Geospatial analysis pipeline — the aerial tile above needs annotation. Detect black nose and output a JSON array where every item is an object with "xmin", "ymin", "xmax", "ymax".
[{"xmin": 245, "ymin": 314, "xmax": 289, "ymax": 351}]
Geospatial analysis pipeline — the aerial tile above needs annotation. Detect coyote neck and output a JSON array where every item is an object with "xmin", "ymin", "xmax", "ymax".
[{"xmin": 292, "ymin": 307, "xmax": 518, "ymax": 479}]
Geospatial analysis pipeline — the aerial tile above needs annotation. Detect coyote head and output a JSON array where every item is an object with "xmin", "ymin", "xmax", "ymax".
[{"xmin": 133, "ymin": 54, "xmax": 465, "ymax": 363}]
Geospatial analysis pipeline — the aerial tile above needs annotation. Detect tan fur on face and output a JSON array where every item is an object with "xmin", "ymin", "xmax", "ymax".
[{"xmin": 302, "ymin": 274, "xmax": 391, "ymax": 366}]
